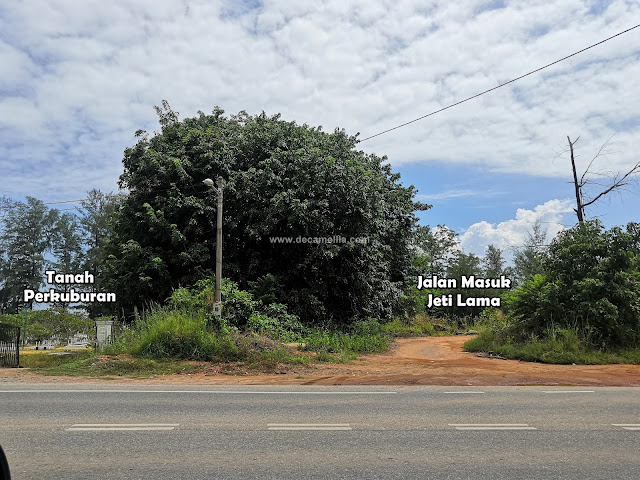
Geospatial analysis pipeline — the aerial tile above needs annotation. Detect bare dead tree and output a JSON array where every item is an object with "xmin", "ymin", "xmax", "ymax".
[{"xmin": 560, "ymin": 135, "xmax": 640, "ymax": 223}]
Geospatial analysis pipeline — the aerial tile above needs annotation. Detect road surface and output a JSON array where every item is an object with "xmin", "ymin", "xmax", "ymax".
[{"xmin": 1, "ymin": 384, "xmax": 639, "ymax": 479}]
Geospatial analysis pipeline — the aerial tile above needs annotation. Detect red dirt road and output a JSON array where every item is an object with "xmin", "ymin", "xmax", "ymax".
[{"xmin": 2, "ymin": 336, "xmax": 639, "ymax": 386}]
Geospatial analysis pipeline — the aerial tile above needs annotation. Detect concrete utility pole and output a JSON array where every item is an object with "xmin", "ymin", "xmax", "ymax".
[
  {"xmin": 203, "ymin": 177, "xmax": 225, "ymax": 318},
  {"xmin": 215, "ymin": 176, "xmax": 224, "ymax": 317}
]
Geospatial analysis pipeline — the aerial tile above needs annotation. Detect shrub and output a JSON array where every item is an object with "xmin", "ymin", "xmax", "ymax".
[
  {"xmin": 502, "ymin": 221, "xmax": 640, "ymax": 348},
  {"xmin": 167, "ymin": 277, "xmax": 304, "ymax": 339},
  {"xmin": 108, "ymin": 308, "xmax": 239, "ymax": 361},
  {"xmin": 302, "ymin": 325, "xmax": 391, "ymax": 355}
]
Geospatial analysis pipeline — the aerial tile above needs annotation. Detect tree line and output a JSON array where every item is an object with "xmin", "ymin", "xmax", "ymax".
[
  {"xmin": 1, "ymin": 103, "xmax": 542, "ymax": 325},
  {"xmin": 0, "ymin": 190, "xmax": 118, "ymax": 316},
  {"xmin": 1, "ymin": 103, "xmax": 614, "ymax": 339}
]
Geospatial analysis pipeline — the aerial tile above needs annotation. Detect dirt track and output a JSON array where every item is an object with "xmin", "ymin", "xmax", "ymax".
[{"xmin": 2, "ymin": 336, "xmax": 639, "ymax": 386}]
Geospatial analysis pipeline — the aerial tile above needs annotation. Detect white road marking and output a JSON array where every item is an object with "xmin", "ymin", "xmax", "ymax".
[
  {"xmin": 543, "ymin": 390, "xmax": 595, "ymax": 394},
  {"xmin": 0, "ymin": 389, "xmax": 395, "ymax": 395},
  {"xmin": 70, "ymin": 423, "xmax": 180, "ymax": 427},
  {"xmin": 612, "ymin": 424, "xmax": 640, "ymax": 430},
  {"xmin": 449, "ymin": 424, "xmax": 536, "ymax": 430},
  {"xmin": 442, "ymin": 391, "xmax": 485, "ymax": 394},
  {"xmin": 66, "ymin": 427, "xmax": 176, "ymax": 431},
  {"xmin": 268, "ymin": 423, "xmax": 352, "ymax": 431},
  {"xmin": 65, "ymin": 423, "xmax": 178, "ymax": 431}
]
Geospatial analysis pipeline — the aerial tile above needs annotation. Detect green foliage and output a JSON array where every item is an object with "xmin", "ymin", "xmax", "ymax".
[
  {"xmin": 107, "ymin": 104, "xmax": 429, "ymax": 325},
  {"xmin": 104, "ymin": 302, "xmax": 312, "ymax": 367},
  {"xmin": 410, "ymin": 225, "xmax": 458, "ymax": 277},
  {"xmin": 49, "ymin": 213, "xmax": 85, "ymax": 309},
  {"xmin": 302, "ymin": 327, "xmax": 391, "ymax": 355},
  {"xmin": 0, "ymin": 313, "xmax": 21, "ymax": 327},
  {"xmin": 381, "ymin": 317, "xmax": 436, "ymax": 337},
  {"xmin": 131, "ymin": 309, "xmax": 239, "ymax": 361},
  {"xmin": 27, "ymin": 308, "xmax": 95, "ymax": 342},
  {"xmin": 19, "ymin": 351, "xmax": 202, "ymax": 377},
  {"xmin": 296, "ymin": 318, "xmax": 392, "ymax": 356},
  {"xmin": 167, "ymin": 276, "xmax": 306, "ymax": 339},
  {"xmin": 464, "ymin": 327, "xmax": 640, "ymax": 364},
  {"xmin": 0, "ymin": 197, "xmax": 58, "ymax": 312},
  {"xmin": 502, "ymin": 220, "xmax": 640, "ymax": 348},
  {"xmin": 512, "ymin": 220, "xmax": 547, "ymax": 285},
  {"xmin": 1, "ymin": 308, "xmax": 94, "ymax": 343},
  {"xmin": 248, "ymin": 273, "xmax": 282, "ymax": 305},
  {"xmin": 501, "ymin": 274, "xmax": 549, "ymax": 328},
  {"xmin": 78, "ymin": 189, "xmax": 120, "ymax": 317},
  {"xmin": 0, "ymin": 190, "xmax": 118, "ymax": 317}
]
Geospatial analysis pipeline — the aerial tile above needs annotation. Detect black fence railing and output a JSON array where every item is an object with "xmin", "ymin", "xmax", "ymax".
[{"xmin": 0, "ymin": 324, "xmax": 20, "ymax": 368}]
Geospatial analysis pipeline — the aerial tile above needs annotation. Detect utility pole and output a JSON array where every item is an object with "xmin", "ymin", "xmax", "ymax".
[
  {"xmin": 215, "ymin": 176, "xmax": 224, "ymax": 317},
  {"xmin": 203, "ymin": 177, "xmax": 225, "ymax": 317}
]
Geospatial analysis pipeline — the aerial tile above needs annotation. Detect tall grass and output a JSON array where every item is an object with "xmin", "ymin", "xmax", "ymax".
[
  {"xmin": 105, "ymin": 308, "xmax": 241, "ymax": 362},
  {"xmin": 302, "ymin": 319, "xmax": 392, "ymax": 355},
  {"xmin": 464, "ymin": 327, "xmax": 640, "ymax": 364}
]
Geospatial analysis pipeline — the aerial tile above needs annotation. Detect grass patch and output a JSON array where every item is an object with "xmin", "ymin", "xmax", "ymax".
[
  {"xmin": 381, "ymin": 312, "xmax": 502, "ymax": 338},
  {"xmin": 301, "ymin": 322, "xmax": 392, "ymax": 356},
  {"xmin": 20, "ymin": 351, "xmax": 94, "ymax": 370},
  {"xmin": 20, "ymin": 351, "xmax": 202, "ymax": 377},
  {"xmin": 382, "ymin": 316, "xmax": 436, "ymax": 337},
  {"xmin": 464, "ymin": 328, "xmax": 640, "ymax": 364},
  {"xmin": 17, "ymin": 308, "xmax": 399, "ymax": 377}
]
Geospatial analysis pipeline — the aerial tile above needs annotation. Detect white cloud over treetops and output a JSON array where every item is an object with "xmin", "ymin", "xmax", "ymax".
[{"xmin": 458, "ymin": 199, "xmax": 574, "ymax": 261}]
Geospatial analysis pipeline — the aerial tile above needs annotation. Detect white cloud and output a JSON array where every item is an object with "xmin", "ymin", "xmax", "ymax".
[
  {"xmin": 416, "ymin": 189, "xmax": 477, "ymax": 201},
  {"xmin": 0, "ymin": 0, "xmax": 638, "ymax": 202},
  {"xmin": 458, "ymin": 199, "xmax": 574, "ymax": 260}
]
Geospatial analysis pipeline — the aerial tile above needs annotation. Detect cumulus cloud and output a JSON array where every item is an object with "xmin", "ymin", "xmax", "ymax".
[
  {"xmin": 458, "ymin": 199, "xmax": 574, "ymax": 260},
  {"xmin": 0, "ymin": 0, "xmax": 638, "ymax": 202}
]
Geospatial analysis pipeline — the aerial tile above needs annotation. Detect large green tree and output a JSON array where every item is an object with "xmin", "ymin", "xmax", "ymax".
[
  {"xmin": 410, "ymin": 225, "xmax": 458, "ymax": 277},
  {"xmin": 78, "ymin": 189, "xmax": 119, "ymax": 317},
  {"xmin": 106, "ymin": 103, "xmax": 429, "ymax": 324},
  {"xmin": 0, "ymin": 197, "xmax": 58, "ymax": 312},
  {"xmin": 512, "ymin": 220, "xmax": 547, "ymax": 285},
  {"xmin": 0, "ymin": 196, "xmax": 15, "ymax": 311},
  {"xmin": 49, "ymin": 212, "xmax": 85, "ymax": 309}
]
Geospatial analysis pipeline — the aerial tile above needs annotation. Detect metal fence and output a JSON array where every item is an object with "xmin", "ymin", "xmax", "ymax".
[{"xmin": 0, "ymin": 324, "xmax": 20, "ymax": 368}]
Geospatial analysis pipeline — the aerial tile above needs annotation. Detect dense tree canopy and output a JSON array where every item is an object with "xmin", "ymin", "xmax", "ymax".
[{"xmin": 106, "ymin": 103, "xmax": 430, "ymax": 324}]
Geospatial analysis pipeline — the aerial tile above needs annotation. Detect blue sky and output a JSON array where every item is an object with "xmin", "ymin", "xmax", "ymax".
[{"xmin": 1, "ymin": 0, "xmax": 639, "ymax": 260}]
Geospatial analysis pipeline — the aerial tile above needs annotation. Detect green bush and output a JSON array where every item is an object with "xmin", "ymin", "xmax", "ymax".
[
  {"xmin": 464, "ymin": 327, "xmax": 640, "ymax": 364},
  {"xmin": 302, "ymin": 325, "xmax": 391, "ymax": 355},
  {"xmin": 106, "ymin": 308, "xmax": 239, "ymax": 361},
  {"xmin": 1, "ymin": 309, "xmax": 94, "ymax": 343},
  {"xmin": 111, "ymin": 278, "xmax": 394, "ymax": 363},
  {"xmin": 502, "ymin": 221, "xmax": 640, "ymax": 348},
  {"xmin": 135, "ymin": 310, "xmax": 239, "ymax": 361},
  {"xmin": 167, "ymin": 276, "xmax": 305, "ymax": 340},
  {"xmin": 382, "ymin": 317, "xmax": 436, "ymax": 337}
]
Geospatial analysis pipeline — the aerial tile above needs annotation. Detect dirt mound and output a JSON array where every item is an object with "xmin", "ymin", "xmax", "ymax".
[{"xmin": 2, "ymin": 336, "xmax": 639, "ymax": 386}]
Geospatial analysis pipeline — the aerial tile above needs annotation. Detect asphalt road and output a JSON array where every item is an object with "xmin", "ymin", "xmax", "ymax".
[{"xmin": 1, "ymin": 384, "xmax": 639, "ymax": 479}]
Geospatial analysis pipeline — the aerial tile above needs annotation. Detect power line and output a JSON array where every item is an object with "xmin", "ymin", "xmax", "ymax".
[{"xmin": 358, "ymin": 23, "xmax": 640, "ymax": 143}]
